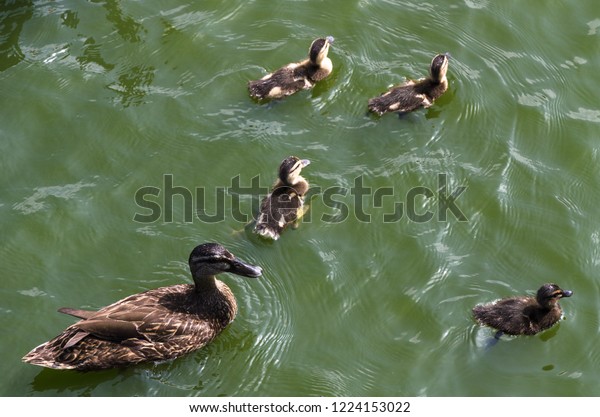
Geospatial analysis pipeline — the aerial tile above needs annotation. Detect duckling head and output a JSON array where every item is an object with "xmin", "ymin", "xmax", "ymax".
[
  {"xmin": 189, "ymin": 243, "xmax": 262, "ymax": 281},
  {"xmin": 430, "ymin": 53, "xmax": 450, "ymax": 83},
  {"xmin": 309, "ymin": 36, "xmax": 334, "ymax": 65},
  {"xmin": 536, "ymin": 283, "xmax": 573, "ymax": 309},
  {"xmin": 278, "ymin": 156, "xmax": 310, "ymax": 185}
]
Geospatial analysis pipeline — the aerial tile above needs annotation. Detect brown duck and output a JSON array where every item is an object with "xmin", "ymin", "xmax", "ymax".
[
  {"xmin": 472, "ymin": 283, "xmax": 573, "ymax": 336},
  {"xmin": 248, "ymin": 36, "xmax": 334, "ymax": 100},
  {"xmin": 254, "ymin": 156, "xmax": 310, "ymax": 240},
  {"xmin": 368, "ymin": 53, "xmax": 450, "ymax": 115},
  {"xmin": 22, "ymin": 243, "xmax": 262, "ymax": 371}
]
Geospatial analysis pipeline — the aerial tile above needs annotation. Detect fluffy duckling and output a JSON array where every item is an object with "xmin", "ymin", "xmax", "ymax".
[
  {"xmin": 248, "ymin": 36, "xmax": 334, "ymax": 100},
  {"xmin": 368, "ymin": 53, "xmax": 450, "ymax": 115},
  {"xmin": 254, "ymin": 156, "xmax": 310, "ymax": 240},
  {"xmin": 22, "ymin": 243, "xmax": 262, "ymax": 371},
  {"xmin": 472, "ymin": 283, "xmax": 573, "ymax": 336}
]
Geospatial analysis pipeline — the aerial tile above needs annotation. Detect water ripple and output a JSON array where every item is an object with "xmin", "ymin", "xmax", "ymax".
[
  {"xmin": 13, "ymin": 179, "xmax": 97, "ymax": 215},
  {"xmin": 6, "ymin": 0, "xmax": 600, "ymax": 398}
]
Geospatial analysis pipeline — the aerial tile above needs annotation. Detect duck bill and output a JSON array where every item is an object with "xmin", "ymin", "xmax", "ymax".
[
  {"xmin": 230, "ymin": 259, "xmax": 262, "ymax": 278},
  {"xmin": 561, "ymin": 290, "xmax": 573, "ymax": 298},
  {"xmin": 326, "ymin": 36, "xmax": 335, "ymax": 44},
  {"xmin": 300, "ymin": 159, "xmax": 311, "ymax": 168}
]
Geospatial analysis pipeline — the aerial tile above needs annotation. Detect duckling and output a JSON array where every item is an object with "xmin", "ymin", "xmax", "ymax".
[
  {"xmin": 248, "ymin": 36, "xmax": 334, "ymax": 100},
  {"xmin": 254, "ymin": 156, "xmax": 310, "ymax": 240},
  {"xmin": 368, "ymin": 53, "xmax": 450, "ymax": 115},
  {"xmin": 22, "ymin": 243, "xmax": 262, "ymax": 371},
  {"xmin": 472, "ymin": 283, "xmax": 573, "ymax": 336}
]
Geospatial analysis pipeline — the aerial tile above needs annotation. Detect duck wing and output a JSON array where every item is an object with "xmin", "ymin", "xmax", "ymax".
[
  {"xmin": 473, "ymin": 298, "xmax": 537, "ymax": 335},
  {"xmin": 58, "ymin": 307, "xmax": 150, "ymax": 347},
  {"xmin": 249, "ymin": 65, "xmax": 308, "ymax": 99},
  {"xmin": 70, "ymin": 302, "xmax": 198, "ymax": 343},
  {"xmin": 62, "ymin": 285, "xmax": 207, "ymax": 345},
  {"xmin": 72, "ymin": 313, "xmax": 150, "ymax": 343},
  {"xmin": 255, "ymin": 184, "xmax": 306, "ymax": 237},
  {"xmin": 368, "ymin": 82, "xmax": 420, "ymax": 114},
  {"xmin": 270, "ymin": 67, "xmax": 308, "ymax": 90}
]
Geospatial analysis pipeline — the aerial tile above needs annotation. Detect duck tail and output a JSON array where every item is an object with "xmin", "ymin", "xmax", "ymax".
[
  {"xmin": 367, "ymin": 97, "xmax": 387, "ymax": 116},
  {"xmin": 22, "ymin": 342, "xmax": 76, "ymax": 370},
  {"xmin": 253, "ymin": 223, "xmax": 280, "ymax": 240},
  {"xmin": 248, "ymin": 80, "xmax": 269, "ymax": 100}
]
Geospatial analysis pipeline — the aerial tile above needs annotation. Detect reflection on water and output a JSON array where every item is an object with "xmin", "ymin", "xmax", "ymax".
[
  {"xmin": 29, "ymin": 367, "xmax": 122, "ymax": 396},
  {"xmin": 0, "ymin": 0, "xmax": 33, "ymax": 71},
  {"xmin": 76, "ymin": 37, "xmax": 115, "ymax": 72},
  {"xmin": 108, "ymin": 64, "xmax": 156, "ymax": 107},
  {"xmin": 97, "ymin": 0, "xmax": 145, "ymax": 43},
  {"xmin": 60, "ymin": 10, "xmax": 79, "ymax": 30}
]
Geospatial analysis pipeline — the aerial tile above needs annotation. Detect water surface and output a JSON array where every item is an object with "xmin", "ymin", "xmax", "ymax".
[{"xmin": 2, "ymin": 0, "xmax": 600, "ymax": 396}]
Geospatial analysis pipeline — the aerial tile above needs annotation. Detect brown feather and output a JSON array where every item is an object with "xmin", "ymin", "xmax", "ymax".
[
  {"xmin": 23, "ymin": 284, "xmax": 235, "ymax": 370},
  {"xmin": 254, "ymin": 157, "xmax": 310, "ymax": 240},
  {"xmin": 248, "ymin": 37, "xmax": 333, "ymax": 100},
  {"xmin": 472, "ymin": 283, "xmax": 572, "ymax": 336},
  {"xmin": 368, "ymin": 53, "xmax": 450, "ymax": 116}
]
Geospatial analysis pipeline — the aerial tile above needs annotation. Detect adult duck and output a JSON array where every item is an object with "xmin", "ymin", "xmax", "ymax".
[{"xmin": 22, "ymin": 243, "xmax": 262, "ymax": 371}]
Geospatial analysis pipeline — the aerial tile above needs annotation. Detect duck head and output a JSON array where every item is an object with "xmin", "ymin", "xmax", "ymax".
[
  {"xmin": 430, "ymin": 53, "xmax": 450, "ymax": 83},
  {"xmin": 189, "ymin": 243, "xmax": 262, "ymax": 281},
  {"xmin": 536, "ymin": 283, "xmax": 573, "ymax": 308},
  {"xmin": 309, "ymin": 36, "xmax": 334, "ymax": 65},
  {"xmin": 278, "ymin": 156, "xmax": 310, "ymax": 185}
]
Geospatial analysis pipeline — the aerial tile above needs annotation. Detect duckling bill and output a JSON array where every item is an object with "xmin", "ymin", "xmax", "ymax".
[
  {"xmin": 472, "ymin": 283, "xmax": 572, "ymax": 336},
  {"xmin": 248, "ymin": 36, "xmax": 334, "ymax": 100},
  {"xmin": 254, "ymin": 156, "xmax": 310, "ymax": 240},
  {"xmin": 368, "ymin": 53, "xmax": 450, "ymax": 116},
  {"xmin": 22, "ymin": 243, "xmax": 262, "ymax": 371}
]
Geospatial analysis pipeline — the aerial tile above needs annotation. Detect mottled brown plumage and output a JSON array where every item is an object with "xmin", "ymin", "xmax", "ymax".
[
  {"xmin": 248, "ymin": 36, "xmax": 334, "ymax": 100},
  {"xmin": 368, "ymin": 53, "xmax": 450, "ymax": 115},
  {"xmin": 254, "ymin": 156, "xmax": 310, "ymax": 240},
  {"xmin": 472, "ymin": 283, "xmax": 573, "ymax": 336},
  {"xmin": 22, "ymin": 243, "xmax": 262, "ymax": 371}
]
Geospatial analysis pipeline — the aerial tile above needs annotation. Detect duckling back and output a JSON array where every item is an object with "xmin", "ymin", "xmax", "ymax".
[
  {"xmin": 254, "ymin": 183, "xmax": 308, "ymax": 240},
  {"xmin": 368, "ymin": 53, "xmax": 450, "ymax": 115},
  {"xmin": 248, "ymin": 66, "xmax": 309, "ymax": 100},
  {"xmin": 368, "ymin": 78, "xmax": 447, "ymax": 115},
  {"xmin": 472, "ymin": 297, "xmax": 541, "ymax": 336},
  {"xmin": 472, "ymin": 284, "xmax": 572, "ymax": 336}
]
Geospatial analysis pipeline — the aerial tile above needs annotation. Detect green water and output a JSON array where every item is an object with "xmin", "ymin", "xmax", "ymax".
[{"xmin": 2, "ymin": 0, "xmax": 600, "ymax": 397}]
